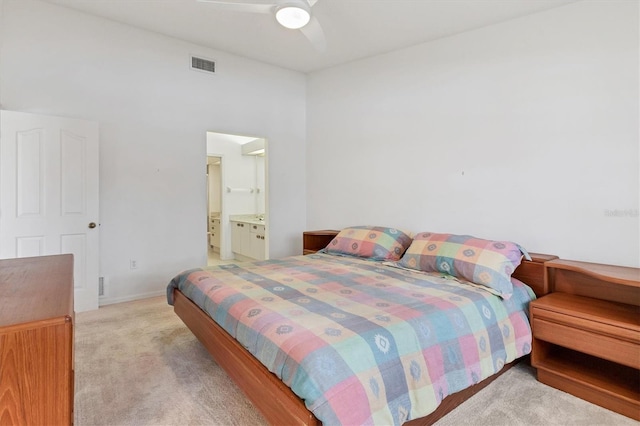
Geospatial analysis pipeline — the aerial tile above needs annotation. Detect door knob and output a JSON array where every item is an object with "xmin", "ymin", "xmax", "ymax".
[{"xmin": 88, "ymin": 222, "xmax": 97, "ymax": 229}]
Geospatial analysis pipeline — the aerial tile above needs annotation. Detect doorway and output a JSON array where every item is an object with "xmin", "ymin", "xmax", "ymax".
[
  {"xmin": 206, "ymin": 131, "xmax": 268, "ymax": 265},
  {"xmin": 206, "ymin": 156, "xmax": 223, "ymax": 264}
]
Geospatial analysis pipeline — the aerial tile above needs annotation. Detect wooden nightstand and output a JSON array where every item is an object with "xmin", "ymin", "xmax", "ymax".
[
  {"xmin": 302, "ymin": 230, "xmax": 339, "ymax": 255},
  {"xmin": 530, "ymin": 259, "xmax": 640, "ymax": 420}
]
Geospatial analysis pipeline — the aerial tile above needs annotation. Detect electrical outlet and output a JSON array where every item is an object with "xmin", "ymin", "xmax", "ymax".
[{"xmin": 130, "ymin": 259, "xmax": 137, "ymax": 269}]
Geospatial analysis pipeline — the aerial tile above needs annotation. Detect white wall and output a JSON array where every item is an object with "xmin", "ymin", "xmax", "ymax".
[
  {"xmin": 207, "ymin": 162, "xmax": 221, "ymax": 214},
  {"xmin": 256, "ymin": 154, "xmax": 266, "ymax": 214},
  {"xmin": 0, "ymin": 0, "xmax": 307, "ymax": 304},
  {"xmin": 307, "ymin": 1, "xmax": 639, "ymax": 267}
]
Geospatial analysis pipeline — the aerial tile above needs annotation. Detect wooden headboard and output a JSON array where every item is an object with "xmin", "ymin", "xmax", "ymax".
[{"xmin": 512, "ymin": 253, "xmax": 559, "ymax": 297}]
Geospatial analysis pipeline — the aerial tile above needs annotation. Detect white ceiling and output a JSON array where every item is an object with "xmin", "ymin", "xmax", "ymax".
[{"xmin": 45, "ymin": 0, "xmax": 577, "ymax": 73}]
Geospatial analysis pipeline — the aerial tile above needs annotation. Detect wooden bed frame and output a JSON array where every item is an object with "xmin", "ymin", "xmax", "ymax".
[{"xmin": 171, "ymin": 253, "xmax": 557, "ymax": 425}]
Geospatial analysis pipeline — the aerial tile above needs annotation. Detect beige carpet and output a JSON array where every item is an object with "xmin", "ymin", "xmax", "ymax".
[{"xmin": 75, "ymin": 296, "xmax": 637, "ymax": 426}]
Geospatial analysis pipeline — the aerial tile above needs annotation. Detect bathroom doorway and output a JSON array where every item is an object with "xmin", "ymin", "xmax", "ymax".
[
  {"xmin": 206, "ymin": 155, "xmax": 223, "ymax": 264},
  {"xmin": 206, "ymin": 131, "xmax": 268, "ymax": 265}
]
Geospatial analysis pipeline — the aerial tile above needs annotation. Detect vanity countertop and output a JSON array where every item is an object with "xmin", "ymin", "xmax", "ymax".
[{"xmin": 229, "ymin": 214, "xmax": 265, "ymax": 226}]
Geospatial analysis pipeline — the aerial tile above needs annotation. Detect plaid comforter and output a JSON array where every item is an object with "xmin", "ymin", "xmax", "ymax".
[{"xmin": 167, "ymin": 253, "xmax": 535, "ymax": 425}]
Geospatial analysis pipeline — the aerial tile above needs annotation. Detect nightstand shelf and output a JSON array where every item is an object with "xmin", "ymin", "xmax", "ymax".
[
  {"xmin": 534, "ymin": 347, "xmax": 639, "ymax": 408},
  {"xmin": 530, "ymin": 260, "xmax": 640, "ymax": 421},
  {"xmin": 302, "ymin": 230, "xmax": 339, "ymax": 255}
]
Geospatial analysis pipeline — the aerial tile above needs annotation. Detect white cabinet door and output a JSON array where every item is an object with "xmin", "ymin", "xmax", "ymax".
[
  {"xmin": 0, "ymin": 110, "xmax": 99, "ymax": 312},
  {"xmin": 239, "ymin": 223, "xmax": 251, "ymax": 257},
  {"xmin": 249, "ymin": 224, "xmax": 265, "ymax": 260},
  {"xmin": 231, "ymin": 221, "xmax": 241, "ymax": 255},
  {"xmin": 231, "ymin": 221, "xmax": 251, "ymax": 257}
]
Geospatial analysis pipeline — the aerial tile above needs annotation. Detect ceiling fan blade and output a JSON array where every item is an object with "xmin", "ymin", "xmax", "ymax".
[
  {"xmin": 300, "ymin": 16, "xmax": 326, "ymax": 52},
  {"xmin": 197, "ymin": 0, "xmax": 274, "ymax": 14},
  {"xmin": 307, "ymin": 0, "xmax": 319, "ymax": 7}
]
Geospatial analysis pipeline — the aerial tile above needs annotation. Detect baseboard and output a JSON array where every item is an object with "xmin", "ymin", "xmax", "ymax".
[
  {"xmin": 99, "ymin": 289, "xmax": 166, "ymax": 306},
  {"xmin": 233, "ymin": 253, "xmax": 255, "ymax": 262}
]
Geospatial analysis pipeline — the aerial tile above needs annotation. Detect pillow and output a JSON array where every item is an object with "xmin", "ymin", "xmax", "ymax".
[
  {"xmin": 396, "ymin": 232, "xmax": 526, "ymax": 298},
  {"xmin": 324, "ymin": 226, "xmax": 413, "ymax": 261}
]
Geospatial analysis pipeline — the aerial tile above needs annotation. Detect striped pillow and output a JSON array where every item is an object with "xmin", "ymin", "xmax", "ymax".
[
  {"xmin": 325, "ymin": 226, "xmax": 413, "ymax": 261},
  {"xmin": 396, "ymin": 232, "xmax": 526, "ymax": 298}
]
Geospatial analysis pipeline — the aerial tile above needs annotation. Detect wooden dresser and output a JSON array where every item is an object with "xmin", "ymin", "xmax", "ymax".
[
  {"xmin": 302, "ymin": 230, "xmax": 339, "ymax": 254},
  {"xmin": 0, "ymin": 255, "xmax": 75, "ymax": 425},
  {"xmin": 530, "ymin": 259, "xmax": 639, "ymax": 420}
]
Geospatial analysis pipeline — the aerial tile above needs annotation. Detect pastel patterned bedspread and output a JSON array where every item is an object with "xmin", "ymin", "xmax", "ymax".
[{"xmin": 167, "ymin": 253, "xmax": 535, "ymax": 425}]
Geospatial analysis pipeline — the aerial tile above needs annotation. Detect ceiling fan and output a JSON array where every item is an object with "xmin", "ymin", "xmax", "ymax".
[{"xmin": 197, "ymin": 0, "xmax": 326, "ymax": 51}]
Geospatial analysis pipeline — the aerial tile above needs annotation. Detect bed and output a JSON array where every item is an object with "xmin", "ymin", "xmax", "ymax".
[{"xmin": 167, "ymin": 227, "xmax": 555, "ymax": 425}]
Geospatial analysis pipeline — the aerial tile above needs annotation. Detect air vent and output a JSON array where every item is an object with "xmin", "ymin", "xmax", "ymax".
[{"xmin": 191, "ymin": 56, "xmax": 216, "ymax": 74}]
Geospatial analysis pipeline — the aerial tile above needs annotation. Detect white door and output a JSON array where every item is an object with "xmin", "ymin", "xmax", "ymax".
[{"xmin": 0, "ymin": 110, "xmax": 99, "ymax": 312}]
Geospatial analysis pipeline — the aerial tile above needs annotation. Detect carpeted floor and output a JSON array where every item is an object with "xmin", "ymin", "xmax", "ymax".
[{"xmin": 74, "ymin": 296, "xmax": 637, "ymax": 426}]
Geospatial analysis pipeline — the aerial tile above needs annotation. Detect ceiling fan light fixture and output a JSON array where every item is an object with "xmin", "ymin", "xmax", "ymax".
[{"xmin": 275, "ymin": 4, "xmax": 311, "ymax": 29}]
